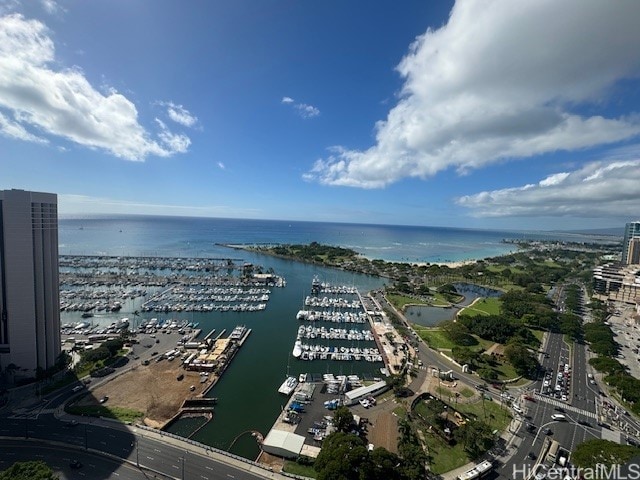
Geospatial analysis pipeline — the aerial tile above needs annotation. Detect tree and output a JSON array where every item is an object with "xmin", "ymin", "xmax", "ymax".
[
  {"xmin": 451, "ymin": 347, "xmax": 479, "ymax": 369},
  {"xmin": 504, "ymin": 343, "xmax": 540, "ymax": 378},
  {"xmin": 359, "ymin": 447, "xmax": 405, "ymax": 480},
  {"xmin": 0, "ymin": 460, "xmax": 58, "ymax": 480},
  {"xmin": 441, "ymin": 321, "xmax": 477, "ymax": 346},
  {"xmin": 314, "ymin": 432, "xmax": 369, "ymax": 480},
  {"xmin": 334, "ymin": 406, "xmax": 355, "ymax": 433},
  {"xmin": 572, "ymin": 439, "xmax": 640, "ymax": 469},
  {"xmin": 454, "ymin": 419, "xmax": 495, "ymax": 459},
  {"xmin": 478, "ymin": 367, "xmax": 498, "ymax": 381}
]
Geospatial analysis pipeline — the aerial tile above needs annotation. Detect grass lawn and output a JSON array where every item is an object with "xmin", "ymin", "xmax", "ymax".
[
  {"xmin": 393, "ymin": 405, "xmax": 407, "ymax": 417},
  {"xmin": 433, "ymin": 292, "xmax": 463, "ymax": 306},
  {"xmin": 477, "ymin": 355, "xmax": 520, "ymax": 382},
  {"xmin": 65, "ymin": 405, "xmax": 144, "ymax": 424},
  {"xmin": 283, "ymin": 461, "xmax": 317, "ymax": 478},
  {"xmin": 414, "ymin": 327, "xmax": 457, "ymax": 350},
  {"xmin": 463, "ymin": 298, "xmax": 502, "ymax": 316},
  {"xmin": 387, "ymin": 293, "xmax": 429, "ymax": 310},
  {"xmin": 530, "ymin": 329, "xmax": 545, "ymax": 342},
  {"xmin": 414, "ymin": 326, "xmax": 494, "ymax": 354},
  {"xmin": 421, "ymin": 431, "xmax": 469, "ymax": 474},
  {"xmin": 459, "ymin": 387, "xmax": 475, "ymax": 398},
  {"xmin": 455, "ymin": 398, "xmax": 512, "ymax": 432}
]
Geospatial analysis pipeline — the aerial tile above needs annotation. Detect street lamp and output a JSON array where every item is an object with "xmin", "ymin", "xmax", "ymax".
[{"xmin": 180, "ymin": 454, "xmax": 185, "ymax": 480}]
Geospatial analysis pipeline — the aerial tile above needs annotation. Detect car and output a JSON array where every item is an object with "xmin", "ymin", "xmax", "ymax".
[
  {"xmin": 528, "ymin": 452, "xmax": 537, "ymax": 460},
  {"xmin": 524, "ymin": 395, "xmax": 536, "ymax": 402},
  {"xmin": 151, "ymin": 351, "xmax": 158, "ymax": 356},
  {"xmin": 525, "ymin": 423, "xmax": 536, "ymax": 432},
  {"xmin": 578, "ymin": 419, "xmax": 592, "ymax": 427},
  {"xmin": 551, "ymin": 413, "xmax": 566, "ymax": 421},
  {"xmin": 554, "ymin": 406, "xmax": 565, "ymax": 412},
  {"xmin": 69, "ymin": 459, "xmax": 82, "ymax": 469},
  {"xmin": 99, "ymin": 396, "xmax": 109, "ymax": 404},
  {"xmin": 544, "ymin": 427, "xmax": 553, "ymax": 435},
  {"xmin": 589, "ymin": 379, "xmax": 597, "ymax": 385}
]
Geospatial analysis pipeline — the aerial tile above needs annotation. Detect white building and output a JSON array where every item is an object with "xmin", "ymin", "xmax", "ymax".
[
  {"xmin": 261, "ymin": 429, "xmax": 306, "ymax": 458},
  {"xmin": 0, "ymin": 189, "xmax": 60, "ymax": 379},
  {"xmin": 344, "ymin": 380, "xmax": 388, "ymax": 405}
]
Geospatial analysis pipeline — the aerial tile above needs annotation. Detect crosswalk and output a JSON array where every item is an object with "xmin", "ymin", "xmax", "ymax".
[{"xmin": 533, "ymin": 392, "xmax": 597, "ymax": 419}]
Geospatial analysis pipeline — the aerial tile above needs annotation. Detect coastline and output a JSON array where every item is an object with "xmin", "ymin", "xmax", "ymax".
[{"xmin": 223, "ymin": 243, "xmax": 480, "ymax": 270}]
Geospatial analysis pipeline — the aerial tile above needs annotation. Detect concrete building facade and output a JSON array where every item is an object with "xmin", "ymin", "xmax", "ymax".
[
  {"xmin": 622, "ymin": 222, "xmax": 640, "ymax": 265},
  {"xmin": 0, "ymin": 189, "xmax": 60, "ymax": 378}
]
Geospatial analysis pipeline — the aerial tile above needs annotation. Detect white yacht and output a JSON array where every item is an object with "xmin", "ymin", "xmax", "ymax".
[
  {"xmin": 278, "ymin": 376, "xmax": 298, "ymax": 396},
  {"xmin": 292, "ymin": 340, "xmax": 303, "ymax": 358}
]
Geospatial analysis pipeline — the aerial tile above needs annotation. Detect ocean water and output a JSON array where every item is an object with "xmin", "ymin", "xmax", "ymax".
[
  {"xmin": 57, "ymin": 215, "xmax": 611, "ymax": 458},
  {"xmin": 59, "ymin": 215, "xmax": 609, "ymax": 263}
]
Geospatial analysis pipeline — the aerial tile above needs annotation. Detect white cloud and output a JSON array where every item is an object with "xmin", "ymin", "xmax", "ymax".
[
  {"xmin": 0, "ymin": 14, "xmax": 191, "ymax": 160},
  {"xmin": 296, "ymin": 103, "xmax": 320, "ymax": 119},
  {"xmin": 217, "ymin": 161, "xmax": 225, "ymax": 170},
  {"xmin": 161, "ymin": 101, "xmax": 198, "ymax": 127},
  {"xmin": 306, "ymin": 0, "xmax": 640, "ymax": 188},
  {"xmin": 282, "ymin": 96, "xmax": 320, "ymax": 119},
  {"xmin": 0, "ymin": 111, "xmax": 48, "ymax": 143},
  {"xmin": 41, "ymin": 0, "xmax": 62, "ymax": 15},
  {"xmin": 456, "ymin": 157, "xmax": 640, "ymax": 218}
]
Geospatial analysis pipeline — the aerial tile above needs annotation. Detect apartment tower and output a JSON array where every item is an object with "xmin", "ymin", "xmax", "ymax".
[
  {"xmin": 0, "ymin": 189, "xmax": 60, "ymax": 378},
  {"xmin": 622, "ymin": 221, "xmax": 640, "ymax": 265}
]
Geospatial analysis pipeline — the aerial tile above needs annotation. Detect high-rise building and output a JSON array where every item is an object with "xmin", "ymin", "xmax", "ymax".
[
  {"xmin": 0, "ymin": 189, "xmax": 60, "ymax": 379},
  {"xmin": 622, "ymin": 221, "xmax": 640, "ymax": 265}
]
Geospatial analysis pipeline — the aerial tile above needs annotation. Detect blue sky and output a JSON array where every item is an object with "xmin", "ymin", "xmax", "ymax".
[{"xmin": 1, "ymin": 0, "xmax": 640, "ymax": 231}]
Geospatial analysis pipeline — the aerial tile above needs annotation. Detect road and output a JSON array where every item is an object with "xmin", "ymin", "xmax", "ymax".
[
  {"xmin": 374, "ymin": 288, "xmax": 608, "ymax": 480},
  {"xmin": 1, "ymin": 382, "xmax": 283, "ymax": 480}
]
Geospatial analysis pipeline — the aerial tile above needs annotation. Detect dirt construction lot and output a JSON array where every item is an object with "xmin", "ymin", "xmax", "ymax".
[{"xmin": 78, "ymin": 359, "xmax": 211, "ymax": 427}]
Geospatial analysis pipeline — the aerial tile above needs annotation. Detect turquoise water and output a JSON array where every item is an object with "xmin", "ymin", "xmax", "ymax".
[{"xmin": 58, "ymin": 215, "xmax": 610, "ymax": 264}]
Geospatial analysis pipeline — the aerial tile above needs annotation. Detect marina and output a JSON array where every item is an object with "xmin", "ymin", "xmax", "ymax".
[
  {"xmin": 58, "ymin": 254, "xmax": 285, "ymax": 314},
  {"xmin": 289, "ymin": 277, "xmax": 383, "ymax": 365}
]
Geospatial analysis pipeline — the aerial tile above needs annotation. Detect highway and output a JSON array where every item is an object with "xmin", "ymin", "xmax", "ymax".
[
  {"xmin": 0, "ymin": 384, "xmax": 282, "ymax": 480},
  {"xmin": 375, "ymin": 288, "xmax": 610, "ymax": 480}
]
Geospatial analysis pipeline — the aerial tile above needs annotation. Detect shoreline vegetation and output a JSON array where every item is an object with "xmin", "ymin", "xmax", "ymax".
[
  {"xmin": 230, "ymin": 239, "xmax": 618, "ymax": 387},
  {"xmin": 224, "ymin": 238, "xmax": 619, "ymax": 294}
]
